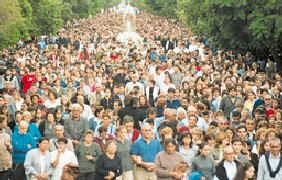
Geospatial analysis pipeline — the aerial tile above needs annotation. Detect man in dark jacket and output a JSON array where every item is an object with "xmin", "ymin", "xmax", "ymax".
[{"xmin": 215, "ymin": 146, "xmax": 242, "ymax": 180}]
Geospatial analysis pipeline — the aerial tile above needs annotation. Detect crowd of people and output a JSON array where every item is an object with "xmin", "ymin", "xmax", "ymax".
[{"xmin": 0, "ymin": 4, "xmax": 281, "ymax": 180}]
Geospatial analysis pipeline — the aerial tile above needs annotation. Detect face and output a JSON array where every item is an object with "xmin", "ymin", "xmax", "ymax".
[
  {"xmin": 117, "ymin": 128, "xmax": 127, "ymax": 139},
  {"xmin": 246, "ymin": 120, "xmax": 255, "ymax": 131},
  {"xmin": 55, "ymin": 127, "xmax": 64, "ymax": 137},
  {"xmin": 125, "ymin": 122, "xmax": 134, "ymax": 132},
  {"xmin": 270, "ymin": 141, "xmax": 281, "ymax": 155},
  {"xmin": 39, "ymin": 140, "xmax": 49, "ymax": 151},
  {"xmin": 166, "ymin": 142, "xmax": 176, "ymax": 154},
  {"xmin": 57, "ymin": 142, "xmax": 66, "ymax": 152},
  {"xmin": 182, "ymin": 136, "xmax": 191, "ymax": 146},
  {"xmin": 106, "ymin": 142, "xmax": 117, "ymax": 154},
  {"xmin": 245, "ymin": 166, "xmax": 255, "ymax": 179},
  {"xmin": 19, "ymin": 123, "xmax": 28, "ymax": 134},
  {"xmin": 201, "ymin": 145, "xmax": 211, "ymax": 156},
  {"xmin": 71, "ymin": 109, "xmax": 81, "ymax": 119},
  {"xmin": 142, "ymin": 126, "xmax": 153, "ymax": 139},
  {"xmin": 233, "ymin": 141, "xmax": 243, "ymax": 153},
  {"xmin": 47, "ymin": 114, "xmax": 54, "ymax": 122},
  {"xmin": 224, "ymin": 148, "xmax": 235, "ymax": 162},
  {"xmin": 237, "ymin": 128, "xmax": 247, "ymax": 139},
  {"xmin": 84, "ymin": 133, "xmax": 93, "ymax": 143}
]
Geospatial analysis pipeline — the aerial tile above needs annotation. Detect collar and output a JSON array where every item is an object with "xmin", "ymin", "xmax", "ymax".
[{"xmin": 270, "ymin": 153, "xmax": 281, "ymax": 159}]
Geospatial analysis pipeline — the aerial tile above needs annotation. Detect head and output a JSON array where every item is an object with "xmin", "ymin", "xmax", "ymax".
[
  {"xmin": 199, "ymin": 142, "xmax": 211, "ymax": 157},
  {"xmin": 115, "ymin": 126, "xmax": 127, "ymax": 140},
  {"xmin": 19, "ymin": 120, "xmax": 29, "ymax": 134},
  {"xmin": 141, "ymin": 123, "xmax": 153, "ymax": 140},
  {"xmin": 105, "ymin": 140, "xmax": 117, "ymax": 155},
  {"xmin": 232, "ymin": 139, "xmax": 243, "ymax": 154},
  {"xmin": 54, "ymin": 125, "xmax": 65, "ymax": 138},
  {"xmin": 164, "ymin": 139, "xmax": 177, "ymax": 154},
  {"xmin": 179, "ymin": 132, "xmax": 192, "ymax": 147},
  {"xmin": 269, "ymin": 138, "xmax": 281, "ymax": 156},
  {"xmin": 70, "ymin": 104, "xmax": 82, "ymax": 119},
  {"xmin": 236, "ymin": 125, "xmax": 247, "ymax": 140},
  {"xmin": 57, "ymin": 138, "xmax": 68, "ymax": 152},
  {"xmin": 223, "ymin": 145, "xmax": 235, "ymax": 162},
  {"xmin": 84, "ymin": 130, "xmax": 94, "ymax": 144},
  {"xmin": 123, "ymin": 115, "xmax": 134, "ymax": 132},
  {"xmin": 38, "ymin": 137, "xmax": 50, "ymax": 152}
]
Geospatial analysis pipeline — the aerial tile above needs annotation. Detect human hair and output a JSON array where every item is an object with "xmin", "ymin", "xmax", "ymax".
[
  {"xmin": 234, "ymin": 162, "xmax": 255, "ymax": 180},
  {"xmin": 198, "ymin": 142, "xmax": 210, "ymax": 155},
  {"xmin": 123, "ymin": 115, "xmax": 134, "ymax": 124},
  {"xmin": 104, "ymin": 140, "xmax": 116, "ymax": 152},
  {"xmin": 178, "ymin": 132, "xmax": 192, "ymax": 147},
  {"xmin": 163, "ymin": 138, "xmax": 177, "ymax": 151},
  {"xmin": 38, "ymin": 137, "xmax": 49, "ymax": 144}
]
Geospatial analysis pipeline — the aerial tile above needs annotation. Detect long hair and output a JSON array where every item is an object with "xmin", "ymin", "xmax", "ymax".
[{"xmin": 234, "ymin": 162, "xmax": 255, "ymax": 180}]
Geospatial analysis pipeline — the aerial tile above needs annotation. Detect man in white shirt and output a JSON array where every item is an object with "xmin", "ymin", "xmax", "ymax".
[
  {"xmin": 214, "ymin": 145, "xmax": 242, "ymax": 180},
  {"xmin": 51, "ymin": 138, "xmax": 78, "ymax": 180}
]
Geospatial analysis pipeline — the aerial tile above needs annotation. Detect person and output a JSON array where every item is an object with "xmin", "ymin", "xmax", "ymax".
[
  {"xmin": 39, "ymin": 110, "xmax": 57, "ymax": 139},
  {"xmin": 215, "ymin": 145, "xmax": 242, "ymax": 180},
  {"xmin": 0, "ymin": 115, "xmax": 13, "ymax": 180},
  {"xmin": 155, "ymin": 138, "xmax": 186, "ymax": 180},
  {"xmin": 257, "ymin": 138, "xmax": 282, "ymax": 180},
  {"xmin": 130, "ymin": 124, "xmax": 162, "ymax": 180},
  {"xmin": 75, "ymin": 130, "xmax": 101, "ymax": 180},
  {"xmin": 115, "ymin": 126, "xmax": 134, "ymax": 180},
  {"xmin": 191, "ymin": 142, "xmax": 215, "ymax": 180},
  {"xmin": 95, "ymin": 140, "xmax": 123, "ymax": 180},
  {"xmin": 51, "ymin": 137, "xmax": 79, "ymax": 180},
  {"xmin": 64, "ymin": 104, "xmax": 89, "ymax": 146},
  {"xmin": 234, "ymin": 162, "xmax": 255, "ymax": 180},
  {"xmin": 24, "ymin": 137, "xmax": 52, "ymax": 180},
  {"xmin": 49, "ymin": 125, "xmax": 74, "ymax": 152},
  {"xmin": 178, "ymin": 132, "xmax": 197, "ymax": 166}
]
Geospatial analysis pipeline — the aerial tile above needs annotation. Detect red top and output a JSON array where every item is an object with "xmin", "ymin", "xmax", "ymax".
[{"xmin": 21, "ymin": 73, "xmax": 37, "ymax": 94}]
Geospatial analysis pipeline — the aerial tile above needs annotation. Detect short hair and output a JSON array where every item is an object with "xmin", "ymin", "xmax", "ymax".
[
  {"xmin": 163, "ymin": 138, "xmax": 177, "ymax": 149},
  {"xmin": 38, "ymin": 137, "xmax": 49, "ymax": 144},
  {"xmin": 123, "ymin": 115, "xmax": 134, "ymax": 124},
  {"xmin": 57, "ymin": 137, "xmax": 68, "ymax": 144}
]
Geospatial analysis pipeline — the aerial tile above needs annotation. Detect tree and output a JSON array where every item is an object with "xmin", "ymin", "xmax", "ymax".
[
  {"xmin": 0, "ymin": 0, "xmax": 27, "ymax": 48},
  {"xmin": 31, "ymin": 0, "xmax": 63, "ymax": 35}
]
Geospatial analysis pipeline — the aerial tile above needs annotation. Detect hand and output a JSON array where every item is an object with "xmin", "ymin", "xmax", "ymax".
[
  {"xmin": 108, "ymin": 171, "xmax": 115, "ymax": 177},
  {"xmin": 72, "ymin": 140, "xmax": 80, "ymax": 144},
  {"xmin": 86, "ymin": 155, "xmax": 94, "ymax": 160}
]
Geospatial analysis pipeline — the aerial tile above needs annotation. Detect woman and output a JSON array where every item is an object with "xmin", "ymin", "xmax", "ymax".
[
  {"xmin": 234, "ymin": 162, "xmax": 255, "ymax": 180},
  {"xmin": 39, "ymin": 111, "xmax": 56, "ymax": 139},
  {"xmin": 178, "ymin": 133, "xmax": 197, "ymax": 166},
  {"xmin": 44, "ymin": 90, "xmax": 61, "ymax": 109},
  {"xmin": 115, "ymin": 126, "xmax": 134, "ymax": 180},
  {"xmin": 75, "ymin": 130, "xmax": 101, "ymax": 180},
  {"xmin": 155, "ymin": 139, "xmax": 186, "ymax": 180},
  {"xmin": 191, "ymin": 142, "xmax": 215, "ymax": 180},
  {"xmin": 95, "ymin": 140, "xmax": 122, "ymax": 180}
]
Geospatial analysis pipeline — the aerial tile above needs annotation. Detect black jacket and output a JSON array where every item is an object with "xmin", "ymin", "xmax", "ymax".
[{"xmin": 215, "ymin": 160, "xmax": 242, "ymax": 180}]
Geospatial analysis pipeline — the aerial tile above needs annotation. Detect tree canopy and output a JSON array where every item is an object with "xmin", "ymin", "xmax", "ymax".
[{"xmin": 139, "ymin": 0, "xmax": 282, "ymax": 61}]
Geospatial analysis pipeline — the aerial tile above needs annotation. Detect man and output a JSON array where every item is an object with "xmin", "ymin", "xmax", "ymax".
[
  {"xmin": 64, "ymin": 104, "xmax": 89, "ymax": 146},
  {"xmin": 0, "ymin": 115, "xmax": 12, "ymax": 180},
  {"xmin": 49, "ymin": 125, "xmax": 74, "ymax": 152},
  {"xmin": 51, "ymin": 138, "xmax": 78, "ymax": 180},
  {"xmin": 236, "ymin": 125, "xmax": 248, "ymax": 142},
  {"xmin": 125, "ymin": 72, "xmax": 144, "ymax": 96},
  {"xmin": 12, "ymin": 120, "xmax": 36, "ymax": 180},
  {"xmin": 24, "ymin": 137, "xmax": 52, "ymax": 180},
  {"xmin": 130, "ymin": 124, "xmax": 162, "ymax": 180},
  {"xmin": 232, "ymin": 139, "xmax": 248, "ymax": 164},
  {"xmin": 215, "ymin": 145, "xmax": 242, "ymax": 180},
  {"xmin": 257, "ymin": 138, "xmax": 282, "ymax": 180}
]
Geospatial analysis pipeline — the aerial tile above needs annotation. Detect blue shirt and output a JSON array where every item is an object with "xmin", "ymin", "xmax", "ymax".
[
  {"xmin": 130, "ymin": 138, "xmax": 162, "ymax": 162},
  {"xmin": 14, "ymin": 123, "xmax": 42, "ymax": 143}
]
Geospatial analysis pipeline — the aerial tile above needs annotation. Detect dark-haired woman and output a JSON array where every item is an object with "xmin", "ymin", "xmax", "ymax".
[
  {"xmin": 178, "ymin": 133, "xmax": 197, "ymax": 166},
  {"xmin": 191, "ymin": 142, "xmax": 215, "ymax": 180},
  {"xmin": 155, "ymin": 139, "xmax": 186, "ymax": 180},
  {"xmin": 234, "ymin": 162, "xmax": 255, "ymax": 180}
]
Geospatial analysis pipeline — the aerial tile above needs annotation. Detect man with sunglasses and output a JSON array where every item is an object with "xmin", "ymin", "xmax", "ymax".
[{"xmin": 257, "ymin": 138, "xmax": 282, "ymax": 180}]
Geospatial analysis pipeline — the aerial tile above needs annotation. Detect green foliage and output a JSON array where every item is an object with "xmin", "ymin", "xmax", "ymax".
[{"xmin": 0, "ymin": 0, "xmax": 27, "ymax": 48}]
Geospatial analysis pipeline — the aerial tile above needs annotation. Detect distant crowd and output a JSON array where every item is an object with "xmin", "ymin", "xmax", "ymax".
[{"xmin": 0, "ymin": 5, "xmax": 281, "ymax": 180}]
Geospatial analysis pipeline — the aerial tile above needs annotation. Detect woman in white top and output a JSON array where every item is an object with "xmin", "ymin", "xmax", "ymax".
[
  {"xmin": 44, "ymin": 90, "xmax": 61, "ymax": 109},
  {"xmin": 51, "ymin": 138, "xmax": 78, "ymax": 180}
]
